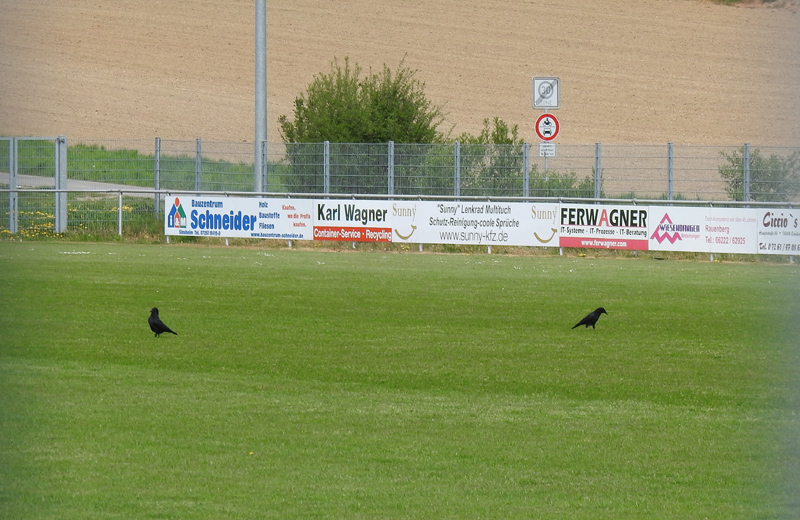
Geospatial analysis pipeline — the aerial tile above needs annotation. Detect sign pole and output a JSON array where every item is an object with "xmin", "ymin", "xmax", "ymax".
[
  {"xmin": 543, "ymin": 109, "xmax": 549, "ymax": 172},
  {"xmin": 255, "ymin": 0, "xmax": 266, "ymax": 193}
]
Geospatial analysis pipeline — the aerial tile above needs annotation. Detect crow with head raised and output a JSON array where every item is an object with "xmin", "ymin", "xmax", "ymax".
[
  {"xmin": 149, "ymin": 307, "xmax": 178, "ymax": 337},
  {"xmin": 572, "ymin": 307, "xmax": 607, "ymax": 329}
]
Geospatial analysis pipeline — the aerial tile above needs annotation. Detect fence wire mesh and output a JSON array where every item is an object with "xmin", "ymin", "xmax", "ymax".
[
  {"xmin": 600, "ymin": 145, "xmax": 669, "ymax": 199},
  {"xmin": 1, "ymin": 137, "xmax": 799, "ymax": 236},
  {"xmin": 394, "ymin": 143, "xmax": 455, "ymax": 196},
  {"xmin": 15, "ymin": 191, "xmax": 56, "ymax": 238},
  {"xmin": 68, "ymin": 139, "xmax": 155, "ymax": 187},
  {"xmin": 197, "ymin": 141, "xmax": 255, "ymax": 192},
  {"xmin": 673, "ymin": 145, "xmax": 737, "ymax": 202},
  {"xmin": 6, "ymin": 138, "xmax": 57, "ymax": 181},
  {"xmin": 328, "ymin": 143, "xmax": 389, "ymax": 195},
  {"xmin": 66, "ymin": 193, "xmax": 156, "ymax": 235},
  {"xmin": 158, "ymin": 139, "xmax": 201, "ymax": 192}
]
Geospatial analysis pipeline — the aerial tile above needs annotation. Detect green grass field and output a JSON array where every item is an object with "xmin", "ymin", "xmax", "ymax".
[{"xmin": 1, "ymin": 242, "xmax": 798, "ymax": 519}]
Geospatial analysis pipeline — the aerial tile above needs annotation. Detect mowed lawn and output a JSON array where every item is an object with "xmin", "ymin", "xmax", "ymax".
[{"xmin": 1, "ymin": 242, "xmax": 798, "ymax": 519}]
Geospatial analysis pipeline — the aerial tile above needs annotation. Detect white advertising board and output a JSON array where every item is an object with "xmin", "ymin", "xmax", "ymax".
[
  {"xmin": 648, "ymin": 206, "xmax": 708, "ymax": 253},
  {"xmin": 702, "ymin": 208, "xmax": 757, "ymax": 253},
  {"xmin": 757, "ymin": 209, "xmax": 800, "ymax": 255},
  {"xmin": 162, "ymin": 196, "xmax": 799, "ymax": 257},
  {"xmin": 313, "ymin": 199, "xmax": 393, "ymax": 242},
  {"xmin": 559, "ymin": 204, "xmax": 650, "ymax": 250},
  {"xmin": 390, "ymin": 201, "xmax": 560, "ymax": 247},
  {"xmin": 648, "ymin": 206, "xmax": 757, "ymax": 254},
  {"xmin": 164, "ymin": 195, "xmax": 313, "ymax": 240}
]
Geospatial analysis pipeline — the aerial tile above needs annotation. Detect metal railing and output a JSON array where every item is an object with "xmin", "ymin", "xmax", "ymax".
[
  {"xmin": 1, "ymin": 187, "xmax": 796, "ymax": 240},
  {"xmin": 1, "ymin": 136, "xmax": 798, "ymax": 236}
]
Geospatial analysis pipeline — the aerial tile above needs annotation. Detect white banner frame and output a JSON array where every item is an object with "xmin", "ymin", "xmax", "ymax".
[{"xmin": 162, "ymin": 196, "xmax": 798, "ymax": 257}]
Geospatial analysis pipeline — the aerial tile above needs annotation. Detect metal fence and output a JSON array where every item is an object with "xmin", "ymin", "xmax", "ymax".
[
  {"xmin": 1, "ymin": 136, "xmax": 798, "ymax": 236},
  {"xmin": 267, "ymin": 141, "xmax": 799, "ymax": 202}
]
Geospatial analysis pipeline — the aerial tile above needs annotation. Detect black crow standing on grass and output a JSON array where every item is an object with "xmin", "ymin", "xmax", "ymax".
[
  {"xmin": 572, "ymin": 307, "xmax": 607, "ymax": 330},
  {"xmin": 149, "ymin": 307, "xmax": 178, "ymax": 337}
]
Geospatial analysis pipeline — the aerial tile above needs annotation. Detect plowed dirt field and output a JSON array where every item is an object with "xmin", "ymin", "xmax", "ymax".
[{"xmin": 1, "ymin": 0, "xmax": 798, "ymax": 145}]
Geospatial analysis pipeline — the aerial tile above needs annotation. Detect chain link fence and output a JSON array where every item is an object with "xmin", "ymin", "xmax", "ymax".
[
  {"xmin": 2, "ymin": 137, "xmax": 798, "ymax": 237},
  {"xmin": 0, "ymin": 137, "xmax": 61, "ymax": 235},
  {"xmin": 0, "ymin": 138, "xmax": 8, "ymax": 232}
]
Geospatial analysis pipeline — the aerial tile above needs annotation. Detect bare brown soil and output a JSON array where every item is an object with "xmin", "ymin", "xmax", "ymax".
[{"xmin": 1, "ymin": 0, "xmax": 798, "ymax": 145}]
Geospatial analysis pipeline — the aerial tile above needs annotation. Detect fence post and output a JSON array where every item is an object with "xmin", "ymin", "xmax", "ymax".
[
  {"xmin": 594, "ymin": 142, "xmax": 602, "ymax": 199},
  {"xmin": 118, "ymin": 192, "xmax": 123, "ymax": 236},
  {"xmin": 9, "ymin": 138, "xmax": 17, "ymax": 234},
  {"xmin": 743, "ymin": 143, "xmax": 751, "ymax": 202},
  {"xmin": 667, "ymin": 142, "xmax": 674, "ymax": 201},
  {"xmin": 388, "ymin": 140, "xmax": 395, "ymax": 196},
  {"xmin": 323, "ymin": 140, "xmax": 330, "ymax": 194},
  {"xmin": 454, "ymin": 142, "xmax": 461, "ymax": 197},
  {"xmin": 523, "ymin": 142, "xmax": 530, "ymax": 198},
  {"xmin": 195, "ymin": 138, "xmax": 202, "ymax": 191},
  {"xmin": 9, "ymin": 138, "xmax": 16, "ymax": 232},
  {"xmin": 154, "ymin": 137, "xmax": 161, "ymax": 217},
  {"xmin": 55, "ymin": 135, "xmax": 68, "ymax": 233}
]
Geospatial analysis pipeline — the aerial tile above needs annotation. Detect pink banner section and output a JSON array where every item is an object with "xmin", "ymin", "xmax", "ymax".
[{"xmin": 560, "ymin": 236, "xmax": 648, "ymax": 251}]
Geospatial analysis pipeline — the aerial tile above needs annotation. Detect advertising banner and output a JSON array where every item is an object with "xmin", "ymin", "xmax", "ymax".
[
  {"xmin": 559, "ymin": 204, "xmax": 650, "ymax": 250},
  {"xmin": 648, "ymin": 207, "xmax": 710, "ymax": 253},
  {"xmin": 162, "ymin": 195, "xmax": 799, "ymax": 257},
  {"xmin": 390, "ymin": 201, "xmax": 560, "ymax": 247},
  {"xmin": 702, "ymin": 208, "xmax": 757, "ymax": 253},
  {"xmin": 648, "ymin": 206, "xmax": 757, "ymax": 253},
  {"xmin": 164, "ymin": 196, "xmax": 313, "ymax": 240},
  {"xmin": 528, "ymin": 203, "xmax": 561, "ymax": 248},
  {"xmin": 757, "ymin": 209, "xmax": 800, "ymax": 255},
  {"xmin": 313, "ymin": 200, "xmax": 393, "ymax": 242}
]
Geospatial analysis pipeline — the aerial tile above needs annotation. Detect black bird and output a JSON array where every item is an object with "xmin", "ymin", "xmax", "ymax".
[
  {"xmin": 572, "ymin": 307, "xmax": 607, "ymax": 329},
  {"xmin": 149, "ymin": 307, "xmax": 178, "ymax": 337}
]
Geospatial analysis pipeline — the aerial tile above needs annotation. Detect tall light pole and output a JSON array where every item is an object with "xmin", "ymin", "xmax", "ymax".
[{"xmin": 255, "ymin": 0, "xmax": 267, "ymax": 192}]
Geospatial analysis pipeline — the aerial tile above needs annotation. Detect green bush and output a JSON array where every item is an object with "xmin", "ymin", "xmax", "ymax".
[
  {"xmin": 278, "ymin": 57, "xmax": 445, "ymax": 144},
  {"xmin": 278, "ymin": 57, "xmax": 447, "ymax": 194},
  {"xmin": 457, "ymin": 118, "xmax": 525, "ymax": 197},
  {"xmin": 719, "ymin": 147, "xmax": 800, "ymax": 202},
  {"xmin": 456, "ymin": 118, "xmax": 596, "ymax": 198}
]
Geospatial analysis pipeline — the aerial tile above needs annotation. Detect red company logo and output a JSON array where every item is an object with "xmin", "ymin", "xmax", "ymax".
[
  {"xmin": 650, "ymin": 214, "xmax": 681, "ymax": 244},
  {"xmin": 650, "ymin": 213, "xmax": 702, "ymax": 244}
]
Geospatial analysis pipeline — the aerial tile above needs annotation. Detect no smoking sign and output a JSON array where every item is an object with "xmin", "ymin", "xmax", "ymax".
[{"xmin": 535, "ymin": 113, "xmax": 559, "ymax": 141}]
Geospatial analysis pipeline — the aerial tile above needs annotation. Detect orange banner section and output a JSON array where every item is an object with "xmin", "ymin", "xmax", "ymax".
[{"xmin": 313, "ymin": 226, "xmax": 392, "ymax": 242}]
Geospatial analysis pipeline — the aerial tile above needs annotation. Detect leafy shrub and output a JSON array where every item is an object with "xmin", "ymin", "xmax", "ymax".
[
  {"xmin": 719, "ymin": 147, "xmax": 800, "ymax": 202},
  {"xmin": 278, "ymin": 57, "xmax": 445, "ymax": 144}
]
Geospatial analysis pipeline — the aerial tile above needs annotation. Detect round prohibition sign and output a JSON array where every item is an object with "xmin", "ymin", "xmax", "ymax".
[{"xmin": 535, "ymin": 113, "xmax": 560, "ymax": 141}]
